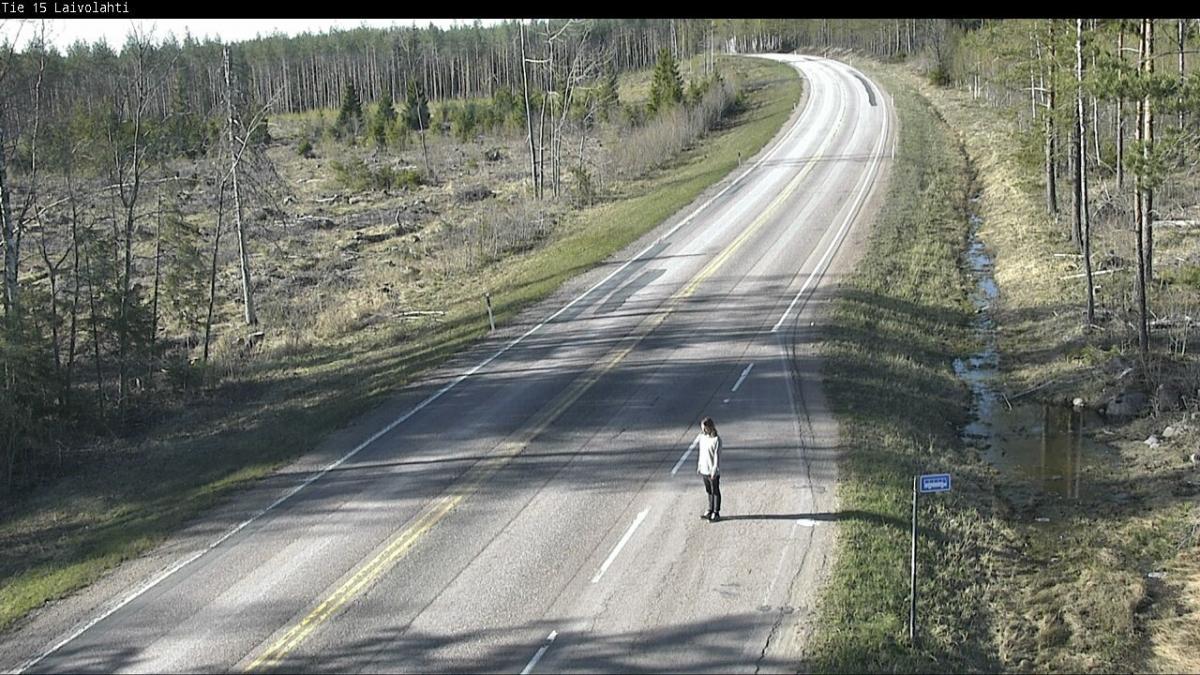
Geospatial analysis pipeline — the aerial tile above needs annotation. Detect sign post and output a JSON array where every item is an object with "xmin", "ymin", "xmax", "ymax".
[
  {"xmin": 910, "ymin": 475, "xmax": 917, "ymax": 645},
  {"xmin": 911, "ymin": 473, "xmax": 951, "ymax": 646}
]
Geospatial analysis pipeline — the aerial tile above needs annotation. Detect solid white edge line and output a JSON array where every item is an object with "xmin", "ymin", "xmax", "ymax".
[
  {"xmin": 670, "ymin": 437, "xmax": 700, "ymax": 476},
  {"xmin": 591, "ymin": 508, "xmax": 650, "ymax": 584},
  {"xmin": 14, "ymin": 57, "xmax": 818, "ymax": 675},
  {"xmin": 519, "ymin": 631, "xmax": 559, "ymax": 675},
  {"xmin": 771, "ymin": 64, "xmax": 891, "ymax": 334},
  {"xmin": 731, "ymin": 363, "xmax": 755, "ymax": 392},
  {"xmin": 762, "ymin": 520, "xmax": 805, "ymax": 606}
]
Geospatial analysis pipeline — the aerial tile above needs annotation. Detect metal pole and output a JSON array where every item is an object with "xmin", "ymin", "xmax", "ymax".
[
  {"xmin": 910, "ymin": 474, "xmax": 918, "ymax": 645},
  {"xmin": 485, "ymin": 293, "xmax": 496, "ymax": 332}
]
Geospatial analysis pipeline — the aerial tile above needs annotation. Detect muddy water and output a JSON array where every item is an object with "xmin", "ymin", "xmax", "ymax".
[{"xmin": 957, "ymin": 200, "xmax": 1111, "ymax": 499}]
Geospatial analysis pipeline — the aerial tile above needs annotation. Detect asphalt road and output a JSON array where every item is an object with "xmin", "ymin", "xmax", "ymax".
[{"xmin": 5, "ymin": 54, "xmax": 894, "ymax": 674}]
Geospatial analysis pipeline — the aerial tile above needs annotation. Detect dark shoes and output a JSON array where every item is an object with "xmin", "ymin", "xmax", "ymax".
[
  {"xmin": 709, "ymin": 512, "xmax": 721, "ymax": 522},
  {"xmin": 701, "ymin": 511, "xmax": 713, "ymax": 520}
]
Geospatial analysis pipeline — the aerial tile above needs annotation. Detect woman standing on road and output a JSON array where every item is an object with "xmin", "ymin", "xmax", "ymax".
[{"xmin": 697, "ymin": 417, "xmax": 722, "ymax": 522}]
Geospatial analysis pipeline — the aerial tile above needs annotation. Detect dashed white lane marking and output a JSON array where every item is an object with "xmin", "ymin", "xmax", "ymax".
[
  {"xmin": 670, "ymin": 437, "xmax": 700, "ymax": 476},
  {"xmin": 591, "ymin": 509, "xmax": 650, "ymax": 584},
  {"xmin": 520, "ymin": 630, "xmax": 558, "ymax": 675},
  {"xmin": 771, "ymin": 68, "xmax": 891, "ymax": 334},
  {"xmin": 731, "ymin": 363, "xmax": 754, "ymax": 392},
  {"xmin": 13, "ymin": 52, "xmax": 825, "ymax": 675}
]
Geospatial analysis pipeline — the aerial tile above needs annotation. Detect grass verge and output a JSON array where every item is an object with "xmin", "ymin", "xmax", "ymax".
[
  {"xmin": 0, "ymin": 56, "xmax": 800, "ymax": 635},
  {"xmin": 810, "ymin": 53, "xmax": 1200, "ymax": 673},
  {"xmin": 809, "ymin": 65, "xmax": 1018, "ymax": 671},
  {"xmin": 896, "ymin": 65, "xmax": 1200, "ymax": 675}
]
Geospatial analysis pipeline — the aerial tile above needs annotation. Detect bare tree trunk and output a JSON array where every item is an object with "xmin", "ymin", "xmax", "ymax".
[
  {"xmin": 520, "ymin": 24, "xmax": 539, "ymax": 196},
  {"xmin": 1134, "ymin": 19, "xmax": 1151, "ymax": 358},
  {"xmin": 1143, "ymin": 18, "xmax": 1154, "ymax": 284},
  {"xmin": 1179, "ymin": 19, "xmax": 1186, "ymax": 130},
  {"xmin": 537, "ymin": 47, "xmax": 549, "ymax": 199},
  {"xmin": 37, "ymin": 218, "xmax": 67, "ymax": 375},
  {"xmin": 224, "ymin": 46, "xmax": 257, "ymax": 327},
  {"xmin": 150, "ymin": 191, "xmax": 162, "ymax": 361},
  {"xmin": 114, "ymin": 40, "xmax": 155, "ymax": 415},
  {"xmin": 0, "ymin": 126, "xmax": 17, "ymax": 326},
  {"xmin": 203, "ymin": 181, "xmax": 227, "ymax": 365},
  {"xmin": 1076, "ymin": 19, "xmax": 1095, "ymax": 327},
  {"xmin": 548, "ymin": 30, "xmax": 558, "ymax": 198},
  {"xmin": 552, "ymin": 22, "xmax": 589, "ymax": 199},
  {"xmin": 38, "ymin": 236, "xmax": 61, "ymax": 371},
  {"xmin": 116, "ymin": 135, "xmax": 139, "ymax": 413},
  {"xmin": 1116, "ymin": 23, "xmax": 1125, "ymax": 189},
  {"xmin": 65, "ymin": 171, "xmax": 81, "ymax": 405},
  {"xmin": 84, "ymin": 244, "xmax": 104, "ymax": 415},
  {"xmin": 1044, "ymin": 22, "xmax": 1059, "ymax": 215},
  {"xmin": 1090, "ymin": 19, "xmax": 1101, "ymax": 164},
  {"xmin": 1070, "ymin": 116, "xmax": 1082, "ymax": 249},
  {"xmin": 578, "ymin": 123, "xmax": 587, "ymax": 176},
  {"xmin": 417, "ymin": 113, "xmax": 431, "ymax": 177}
]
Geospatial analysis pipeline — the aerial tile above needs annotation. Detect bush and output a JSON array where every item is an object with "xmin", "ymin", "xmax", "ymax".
[
  {"xmin": 433, "ymin": 199, "xmax": 552, "ymax": 274},
  {"xmin": 394, "ymin": 168, "xmax": 424, "ymax": 189},
  {"xmin": 331, "ymin": 158, "xmax": 425, "ymax": 192},
  {"xmin": 608, "ymin": 78, "xmax": 737, "ymax": 179},
  {"xmin": 928, "ymin": 64, "xmax": 952, "ymax": 87},
  {"xmin": 569, "ymin": 166, "xmax": 596, "ymax": 206},
  {"xmin": 454, "ymin": 184, "xmax": 494, "ymax": 203},
  {"xmin": 433, "ymin": 102, "xmax": 453, "ymax": 135},
  {"xmin": 452, "ymin": 101, "xmax": 480, "ymax": 142},
  {"xmin": 297, "ymin": 138, "xmax": 314, "ymax": 158}
]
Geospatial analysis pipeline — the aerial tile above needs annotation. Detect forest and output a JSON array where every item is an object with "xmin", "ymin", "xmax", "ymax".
[
  {"xmin": 1, "ymin": 17, "xmax": 1196, "ymax": 503},
  {"xmin": 0, "ymin": 19, "xmax": 960, "ymax": 497},
  {"xmin": 2, "ymin": 17, "xmax": 1200, "ymax": 673}
]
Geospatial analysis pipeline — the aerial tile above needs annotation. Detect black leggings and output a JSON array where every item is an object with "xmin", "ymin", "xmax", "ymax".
[{"xmin": 702, "ymin": 475, "xmax": 721, "ymax": 513}]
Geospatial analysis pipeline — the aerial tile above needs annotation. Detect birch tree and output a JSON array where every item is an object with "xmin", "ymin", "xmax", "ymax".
[{"xmin": 224, "ymin": 45, "xmax": 257, "ymax": 327}]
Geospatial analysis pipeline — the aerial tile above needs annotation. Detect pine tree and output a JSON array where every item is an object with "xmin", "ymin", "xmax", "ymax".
[
  {"xmin": 370, "ymin": 88, "xmax": 396, "ymax": 147},
  {"xmin": 403, "ymin": 82, "xmax": 430, "ymax": 132},
  {"xmin": 648, "ymin": 48, "xmax": 684, "ymax": 114},
  {"xmin": 168, "ymin": 71, "xmax": 206, "ymax": 158},
  {"xmin": 160, "ymin": 201, "xmax": 207, "ymax": 336},
  {"xmin": 596, "ymin": 68, "xmax": 620, "ymax": 121},
  {"xmin": 334, "ymin": 82, "xmax": 364, "ymax": 140}
]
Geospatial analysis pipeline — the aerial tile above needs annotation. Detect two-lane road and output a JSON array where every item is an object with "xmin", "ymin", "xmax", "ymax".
[{"xmin": 5, "ymin": 54, "xmax": 894, "ymax": 673}]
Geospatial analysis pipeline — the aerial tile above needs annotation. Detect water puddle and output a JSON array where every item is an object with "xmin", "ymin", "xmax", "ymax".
[
  {"xmin": 956, "ymin": 196, "xmax": 1112, "ymax": 499},
  {"xmin": 967, "ymin": 402, "xmax": 1107, "ymax": 498}
]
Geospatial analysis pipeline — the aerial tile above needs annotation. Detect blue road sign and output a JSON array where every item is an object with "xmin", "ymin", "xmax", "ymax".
[{"xmin": 919, "ymin": 473, "xmax": 951, "ymax": 493}]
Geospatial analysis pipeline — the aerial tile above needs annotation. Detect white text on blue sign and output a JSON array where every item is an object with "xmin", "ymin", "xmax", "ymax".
[{"xmin": 919, "ymin": 474, "xmax": 952, "ymax": 493}]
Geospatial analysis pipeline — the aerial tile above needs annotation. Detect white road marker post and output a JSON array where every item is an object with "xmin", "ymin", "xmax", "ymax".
[{"xmin": 485, "ymin": 292, "xmax": 495, "ymax": 332}]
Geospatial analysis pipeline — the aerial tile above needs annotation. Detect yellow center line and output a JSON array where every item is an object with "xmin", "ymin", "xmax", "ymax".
[{"xmin": 244, "ymin": 85, "xmax": 847, "ymax": 673}]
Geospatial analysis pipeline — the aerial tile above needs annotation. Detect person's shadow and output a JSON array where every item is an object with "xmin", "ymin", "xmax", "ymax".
[{"xmin": 715, "ymin": 510, "xmax": 906, "ymax": 529}]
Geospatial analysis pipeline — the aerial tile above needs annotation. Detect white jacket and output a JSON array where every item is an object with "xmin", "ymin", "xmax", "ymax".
[{"xmin": 696, "ymin": 433, "xmax": 720, "ymax": 476}]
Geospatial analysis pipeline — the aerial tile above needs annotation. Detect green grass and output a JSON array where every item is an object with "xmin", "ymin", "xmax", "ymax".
[
  {"xmin": 900, "ymin": 62, "xmax": 1200, "ymax": 675},
  {"xmin": 811, "ymin": 55, "xmax": 1200, "ymax": 674},
  {"xmin": 0, "ymin": 56, "xmax": 801, "ymax": 634},
  {"xmin": 809, "ymin": 67, "xmax": 1016, "ymax": 672}
]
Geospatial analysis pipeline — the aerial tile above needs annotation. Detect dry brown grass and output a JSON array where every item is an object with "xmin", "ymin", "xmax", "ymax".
[
  {"xmin": 0, "ymin": 54, "xmax": 802, "ymax": 635},
  {"xmin": 848, "ymin": 57, "xmax": 1200, "ymax": 673},
  {"xmin": 1146, "ymin": 550, "xmax": 1200, "ymax": 673},
  {"xmin": 900, "ymin": 72, "xmax": 1086, "ymax": 397}
]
